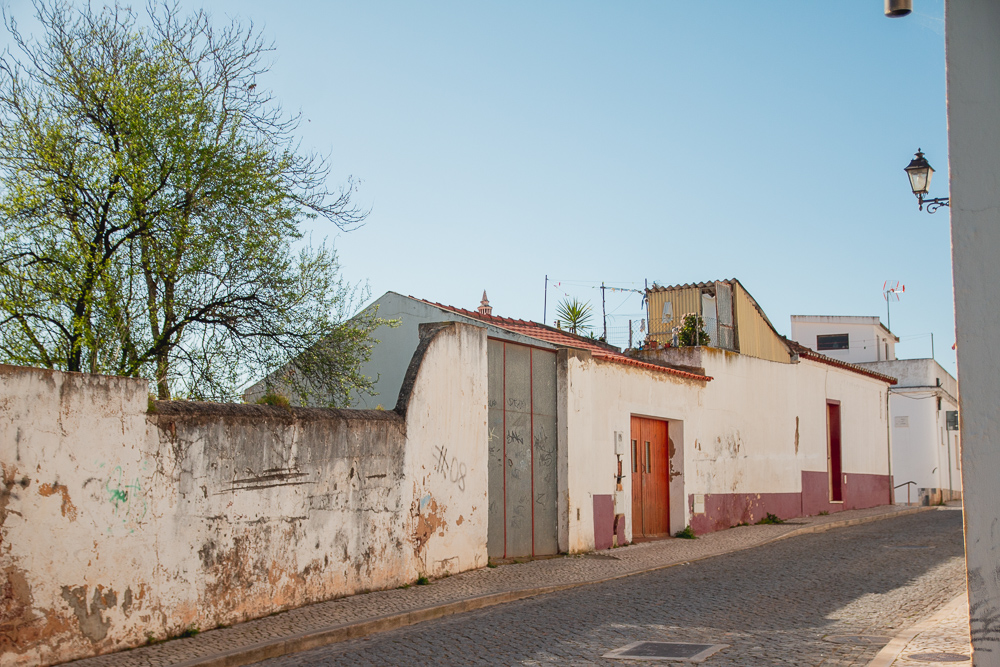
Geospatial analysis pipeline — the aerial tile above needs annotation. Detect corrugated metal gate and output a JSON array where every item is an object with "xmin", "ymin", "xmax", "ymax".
[{"xmin": 487, "ymin": 340, "xmax": 558, "ymax": 559}]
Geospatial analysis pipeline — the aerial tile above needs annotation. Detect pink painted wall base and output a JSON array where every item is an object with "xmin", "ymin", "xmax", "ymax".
[{"xmin": 688, "ymin": 471, "xmax": 892, "ymax": 535}]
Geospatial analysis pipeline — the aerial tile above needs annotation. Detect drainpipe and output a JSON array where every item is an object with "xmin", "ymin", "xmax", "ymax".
[
  {"xmin": 886, "ymin": 388, "xmax": 894, "ymax": 504},
  {"xmin": 946, "ymin": 417, "xmax": 954, "ymax": 501}
]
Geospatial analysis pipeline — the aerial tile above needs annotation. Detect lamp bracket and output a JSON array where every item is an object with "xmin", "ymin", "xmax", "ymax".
[{"xmin": 918, "ymin": 194, "xmax": 950, "ymax": 214}]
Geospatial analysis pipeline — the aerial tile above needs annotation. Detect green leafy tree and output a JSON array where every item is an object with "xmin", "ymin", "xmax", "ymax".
[
  {"xmin": 0, "ymin": 1, "xmax": 383, "ymax": 405},
  {"xmin": 555, "ymin": 297, "xmax": 593, "ymax": 335}
]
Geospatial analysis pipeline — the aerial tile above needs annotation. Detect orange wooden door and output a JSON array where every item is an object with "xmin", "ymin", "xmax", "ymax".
[
  {"xmin": 631, "ymin": 416, "xmax": 671, "ymax": 538},
  {"xmin": 630, "ymin": 416, "xmax": 644, "ymax": 536}
]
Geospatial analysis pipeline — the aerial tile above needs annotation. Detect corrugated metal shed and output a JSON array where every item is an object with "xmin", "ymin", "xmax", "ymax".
[
  {"xmin": 645, "ymin": 278, "xmax": 792, "ymax": 364},
  {"xmin": 647, "ymin": 285, "xmax": 702, "ymax": 339},
  {"xmin": 732, "ymin": 282, "xmax": 792, "ymax": 364}
]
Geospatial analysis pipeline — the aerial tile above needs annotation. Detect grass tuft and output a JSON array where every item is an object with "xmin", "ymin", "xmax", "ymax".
[
  {"xmin": 674, "ymin": 525, "xmax": 697, "ymax": 539},
  {"xmin": 256, "ymin": 392, "xmax": 291, "ymax": 408}
]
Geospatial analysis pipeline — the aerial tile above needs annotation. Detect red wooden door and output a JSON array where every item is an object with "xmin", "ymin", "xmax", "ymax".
[
  {"xmin": 630, "ymin": 416, "xmax": 671, "ymax": 538},
  {"xmin": 827, "ymin": 402, "xmax": 843, "ymax": 502}
]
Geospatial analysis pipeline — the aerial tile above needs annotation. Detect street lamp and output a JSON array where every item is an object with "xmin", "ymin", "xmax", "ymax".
[
  {"xmin": 885, "ymin": 0, "xmax": 913, "ymax": 19},
  {"xmin": 884, "ymin": 0, "xmax": 912, "ymax": 18},
  {"xmin": 904, "ymin": 149, "xmax": 950, "ymax": 213}
]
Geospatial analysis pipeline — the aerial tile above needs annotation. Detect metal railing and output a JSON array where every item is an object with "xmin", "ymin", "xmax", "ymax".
[
  {"xmin": 894, "ymin": 480, "xmax": 918, "ymax": 506},
  {"xmin": 645, "ymin": 315, "xmax": 736, "ymax": 351},
  {"xmin": 599, "ymin": 315, "xmax": 736, "ymax": 352}
]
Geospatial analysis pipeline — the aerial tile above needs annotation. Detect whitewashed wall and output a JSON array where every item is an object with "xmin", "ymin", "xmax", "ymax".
[
  {"xmin": 861, "ymin": 359, "xmax": 961, "ymax": 504},
  {"xmin": 681, "ymin": 348, "xmax": 890, "ymax": 530},
  {"xmin": 1, "ymin": 367, "xmax": 161, "ymax": 667},
  {"xmin": 790, "ymin": 316, "xmax": 896, "ymax": 363},
  {"xmin": 561, "ymin": 345, "xmax": 892, "ymax": 546},
  {"xmin": 559, "ymin": 350, "xmax": 703, "ymax": 553},
  {"xmin": 0, "ymin": 321, "xmax": 487, "ymax": 667},
  {"xmin": 404, "ymin": 322, "xmax": 489, "ymax": 577}
]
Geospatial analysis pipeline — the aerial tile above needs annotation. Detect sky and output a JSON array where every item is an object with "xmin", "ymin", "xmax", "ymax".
[{"xmin": 2, "ymin": 1, "xmax": 955, "ymax": 374}]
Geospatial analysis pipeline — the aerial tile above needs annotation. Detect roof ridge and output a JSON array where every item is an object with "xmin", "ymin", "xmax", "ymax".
[
  {"xmin": 782, "ymin": 336, "xmax": 897, "ymax": 384},
  {"xmin": 408, "ymin": 295, "xmax": 710, "ymax": 382}
]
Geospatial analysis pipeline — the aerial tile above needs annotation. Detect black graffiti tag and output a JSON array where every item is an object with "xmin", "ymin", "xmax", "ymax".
[{"xmin": 433, "ymin": 445, "xmax": 467, "ymax": 492}]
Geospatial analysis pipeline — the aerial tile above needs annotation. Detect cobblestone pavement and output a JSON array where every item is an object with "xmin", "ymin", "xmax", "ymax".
[
  {"xmin": 260, "ymin": 509, "xmax": 965, "ymax": 667},
  {"xmin": 887, "ymin": 594, "xmax": 972, "ymax": 667},
  {"xmin": 867, "ymin": 510, "xmax": 971, "ymax": 666},
  {"xmin": 65, "ymin": 505, "xmax": 935, "ymax": 667}
]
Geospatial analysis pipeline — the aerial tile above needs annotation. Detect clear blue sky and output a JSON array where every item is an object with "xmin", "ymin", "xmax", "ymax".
[{"xmin": 5, "ymin": 1, "xmax": 955, "ymax": 373}]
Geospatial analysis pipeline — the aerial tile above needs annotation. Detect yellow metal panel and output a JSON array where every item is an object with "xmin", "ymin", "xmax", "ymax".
[
  {"xmin": 733, "ymin": 284, "xmax": 792, "ymax": 363},
  {"xmin": 648, "ymin": 287, "xmax": 701, "ymax": 341}
]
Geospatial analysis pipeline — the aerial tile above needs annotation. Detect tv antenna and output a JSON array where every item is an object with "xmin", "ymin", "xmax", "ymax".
[{"xmin": 882, "ymin": 281, "xmax": 905, "ymax": 331}]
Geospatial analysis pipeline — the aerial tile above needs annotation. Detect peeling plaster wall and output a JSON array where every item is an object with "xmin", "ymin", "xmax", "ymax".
[
  {"xmin": 403, "ymin": 322, "xmax": 488, "ymax": 577},
  {"xmin": 680, "ymin": 348, "xmax": 891, "ymax": 531},
  {"xmin": 0, "ymin": 321, "xmax": 487, "ymax": 667},
  {"xmin": 561, "ymin": 345, "xmax": 891, "ymax": 548},
  {"xmin": 154, "ymin": 403, "xmax": 411, "ymax": 633},
  {"xmin": 560, "ymin": 351, "xmax": 704, "ymax": 553},
  {"xmin": 1, "ymin": 366, "xmax": 155, "ymax": 667}
]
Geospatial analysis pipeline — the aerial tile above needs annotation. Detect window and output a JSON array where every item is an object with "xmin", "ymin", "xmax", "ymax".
[
  {"xmin": 817, "ymin": 333, "xmax": 849, "ymax": 350},
  {"xmin": 662, "ymin": 302, "xmax": 672, "ymax": 323},
  {"xmin": 632, "ymin": 440, "xmax": 638, "ymax": 473}
]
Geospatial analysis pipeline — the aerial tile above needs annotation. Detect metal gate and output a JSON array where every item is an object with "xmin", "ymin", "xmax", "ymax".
[{"xmin": 487, "ymin": 340, "xmax": 558, "ymax": 558}]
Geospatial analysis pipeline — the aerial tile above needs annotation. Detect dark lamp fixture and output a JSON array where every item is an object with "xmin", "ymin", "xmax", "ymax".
[
  {"xmin": 904, "ymin": 149, "xmax": 950, "ymax": 214},
  {"xmin": 885, "ymin": 0, "xmax": 912, "ymax": 17},
  {"xmin": 905, "ymin": 150, "xmax": 933, "ymax": 195}
]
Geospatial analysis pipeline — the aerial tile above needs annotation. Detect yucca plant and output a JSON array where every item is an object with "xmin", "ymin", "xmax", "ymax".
[{"xmin": 555, "ymin": 298, "xmax": 594, "ymax": 335}]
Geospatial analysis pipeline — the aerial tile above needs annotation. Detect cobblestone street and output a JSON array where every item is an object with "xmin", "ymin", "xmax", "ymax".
[{"xmin": 261, "ymin": 510, "xmax": 965, "ymax": 667}]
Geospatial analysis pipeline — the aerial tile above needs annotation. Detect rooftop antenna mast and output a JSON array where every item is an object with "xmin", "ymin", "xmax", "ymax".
[
  {"xmin": 543, "ymin": 275, "xmax": 548, "ymax": 324},
  {"xmin": 882, "ymin": 280, "xmax": 905, "ymax": 331}
]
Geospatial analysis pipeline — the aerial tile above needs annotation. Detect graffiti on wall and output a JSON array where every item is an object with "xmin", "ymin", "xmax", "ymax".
[
  {"xmin": 91, "ymin": 461, "xmax": 149, "ymax": 535},
  {"xmin": 433, "ymin": 445, "xmax": 467, "ymax": 491}
]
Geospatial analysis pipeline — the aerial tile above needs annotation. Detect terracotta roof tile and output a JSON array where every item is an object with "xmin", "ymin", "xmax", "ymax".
[
  {"xmin": 411, "ymin": 297, "xmax": 712, "ymax": 383},
  {"xmin": 783, "ymin": 338, "xmax": 898, "ymax": 384}
]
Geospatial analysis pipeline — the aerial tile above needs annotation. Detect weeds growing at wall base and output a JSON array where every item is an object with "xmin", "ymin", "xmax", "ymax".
[{"xmin": 674, "ymin": 525, "xmax": 697, "ymax": 539}]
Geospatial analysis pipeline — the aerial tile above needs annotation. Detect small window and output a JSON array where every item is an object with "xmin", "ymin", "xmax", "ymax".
[
  {"xmin": 662, "ymin": 302, "xmax": 672, "ymax": 323},
  {"xmin": 632, "ymin": 440, "xmax": 638, "ymax": 473},
  {"xmin": 817, "ymin": 333, "xmax": 849, "ymax": 351},
  {"xmin": 645, "ymin": 441, "xmax": 651, "ymax": 473}
]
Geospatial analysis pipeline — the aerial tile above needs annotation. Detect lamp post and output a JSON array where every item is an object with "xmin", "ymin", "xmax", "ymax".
[{"xmin": 904, "ymin": 149, "xmax": 950, "ymax": 213}]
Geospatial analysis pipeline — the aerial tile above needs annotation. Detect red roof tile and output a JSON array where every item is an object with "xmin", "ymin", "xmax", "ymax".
[
  {"xmin": 783, "ymin": 338, "xmax": 897, "ymax": 384},
  {"xmin": 411, "ymin": 297, "xmax": 713, "ymax": 383}
]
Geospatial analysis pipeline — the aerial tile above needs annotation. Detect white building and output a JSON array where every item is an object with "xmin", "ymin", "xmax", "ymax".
[
  {"xmin": 859, "ymin": 358, "xmax": 961, "ymax": 506},
  {"xmin": 309, "ymin": 287, "xmax": 896, "ymax": 555},
  {"xmin": 790, "ymin": 315, "xmax": 898, "ymax": 363},
  {"xmin": 789, "ymin": 315, "xmax": 960, "ymax": 506}
]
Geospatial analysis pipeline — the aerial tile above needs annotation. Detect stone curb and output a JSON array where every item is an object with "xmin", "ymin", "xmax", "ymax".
[
  {"xmin": 158, "ymin": 506, "xmax": 940, "ymax": 667},
  {"xmin": 865, "ymin": 592, "xmax": 968, "ymax": 667}
]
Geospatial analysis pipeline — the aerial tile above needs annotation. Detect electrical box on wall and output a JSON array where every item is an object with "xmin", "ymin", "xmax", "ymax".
[
  {"xmin": 947, "ymin": 410, "xmax": 959, "ymax": 431},
  {"xmin": 614, "ymin": 431, "xmax": 625, "ymax": 455}
]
